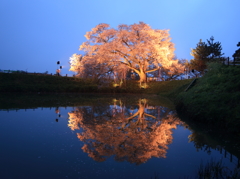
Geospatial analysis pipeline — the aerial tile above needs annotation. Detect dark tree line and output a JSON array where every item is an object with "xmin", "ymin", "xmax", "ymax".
[
  {"xmin": 233, "ymin": 42, "xmax": 240, "ymax": 63},
  {"xmin": 190, "ymin": 36, "xmax": 240, "ymax": 72}
]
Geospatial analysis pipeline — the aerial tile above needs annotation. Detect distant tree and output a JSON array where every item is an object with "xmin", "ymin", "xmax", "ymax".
[
  {"xmin": 190, "ymin": 36, "xmax": 224, "ymax": 72},
  {"xmin": 190, "ymin": 39, "xmax": 209, "ymax": 72},
  {"xmin": 232, "ymin": 42, "xmax": 240, "ymax": 63},
  {"xmin": 206, "ymin": 36, "xmax": 224, "ymax": 60},
  {"xmin": 191, "ymin": 39, "xmax": 209, "ymax": 60},
  {"xmin": 69, "ymin": 22, "xmax": 180, "ymax": 83}
]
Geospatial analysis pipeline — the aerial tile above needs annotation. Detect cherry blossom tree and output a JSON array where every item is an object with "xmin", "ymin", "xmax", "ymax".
[
  {"xmin": 70, "ymin": 22, "xmax": 179, "ymax": 83},
  {"xmin": 151, "ymin": 59, "xmax": 185, "ymax": 81}
]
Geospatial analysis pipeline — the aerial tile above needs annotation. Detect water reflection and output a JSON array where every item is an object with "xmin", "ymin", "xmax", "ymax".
[
  {"xmin": 188, "ymin": 130, "xmax": 240, "ymax": 168},
  {"xmin": 68, "ymin": 98, "xmax": 181, "ymax": 164},
  {"xmin": 1, "ymin": 95, "xmax": 239, "ymax": 178}
]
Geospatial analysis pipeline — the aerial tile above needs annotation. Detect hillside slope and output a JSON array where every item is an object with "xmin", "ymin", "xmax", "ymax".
[{"xmin": 176, "ymin": 63, "xmax": 240, "ymax": 135}]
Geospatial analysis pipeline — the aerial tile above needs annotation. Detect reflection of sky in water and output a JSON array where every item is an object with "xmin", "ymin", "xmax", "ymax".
[{"xmin": 0, "ymin": 107, "xmax": 237, "ymax": 179}]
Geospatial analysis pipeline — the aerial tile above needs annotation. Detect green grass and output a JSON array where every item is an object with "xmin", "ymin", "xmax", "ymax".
[
  {"xmin": 0, "ymin": 73, "xmax": 98, "ymax": 93},
  {"xmin": 0, "ymin": 72, "xmax": 192, "ymax": 95},
  {"xmin": 147, "ymin": 79, "xmax": 192, "ymax": 96},
  {"xmin": 176, "ymin": 63, "xmax": 240, "ymax": 135}
]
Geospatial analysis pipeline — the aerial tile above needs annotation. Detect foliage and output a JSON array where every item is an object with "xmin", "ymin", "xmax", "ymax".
[
  {"xmin": 206, "ymin": 36, "xmax": 224, "ymax": 59},
  {"xmin": 233, "ymin": 42, "xmax": 240, "ymax": 63},
  {"xmin": 190, "ymin": 37, "xmax": 224, "ymax": 72},
  {"xmin": 149, "ymin": 59, "xmax": 186, "ymax": 81},
  {"xmin": 70, "ymin": 22, "xmax": 184, "ymax": 83}
]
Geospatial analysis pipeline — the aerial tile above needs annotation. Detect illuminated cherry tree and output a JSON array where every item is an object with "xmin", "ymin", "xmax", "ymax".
[{"xmin": 70, "ymin": 22, "xmax": 181, "ymax": 83}]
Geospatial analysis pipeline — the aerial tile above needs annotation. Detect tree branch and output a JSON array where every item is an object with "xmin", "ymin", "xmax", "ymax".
[{"xmin": 146, "ymin": 67, "xmax": 160, "ymax": 73}]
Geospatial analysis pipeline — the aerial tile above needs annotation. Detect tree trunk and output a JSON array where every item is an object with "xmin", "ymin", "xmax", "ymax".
[
  {"xmin": 131, "ymin": 68, "xmax": 147, "ymax": 84},
  {"xmin": 139, "ymin": 72, "xmax": 147, "ymax": 83}
]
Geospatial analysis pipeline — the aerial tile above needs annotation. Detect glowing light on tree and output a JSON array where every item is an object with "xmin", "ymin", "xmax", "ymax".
[{"xmin": 69, "ymin": 22, "xmax": 183, "ymax": 83}]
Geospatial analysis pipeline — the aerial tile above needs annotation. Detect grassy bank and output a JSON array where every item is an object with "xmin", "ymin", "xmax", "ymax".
[
  {"xmin": 176, "ymin": 63, "xmax": 240, "ymax": 137},
  {"xmin": 0, "ymin": 73, "xmax": 98, "ymax": 93},
  {"xmin": 0, "ymin": 72, "xmax": 191, "ymax": 94},
  {"xmin": 0, "ymin": 72, "xmax": 192, "ymax": 110}
]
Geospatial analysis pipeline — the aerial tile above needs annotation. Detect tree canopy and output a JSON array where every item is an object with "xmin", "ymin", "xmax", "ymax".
[
  {"xmin": 190, "ymin": 36, "xmax": 224, "ymax": 72},
  {"xmin": 233, "ymin": 42, "xmax": 240, "ymax": 62},
  {"xmin": 69, "ymin": 22, "xmax": 183, "ymax": 83}
]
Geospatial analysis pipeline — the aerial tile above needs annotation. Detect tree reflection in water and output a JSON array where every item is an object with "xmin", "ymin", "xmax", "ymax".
[{"xmin": 68, "ymin": 98, "xmax": 181, "ymax": 164}]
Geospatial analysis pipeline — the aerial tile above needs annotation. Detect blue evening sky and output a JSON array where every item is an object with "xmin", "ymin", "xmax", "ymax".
[{"xmin": 0, "ymin": 0, "xmax": 239, "ymax": 75}]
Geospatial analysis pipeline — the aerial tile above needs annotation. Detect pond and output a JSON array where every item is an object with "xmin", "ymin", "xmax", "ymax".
[{"xmin": 0, "ymin": 94, "xmax": 239, "ymax": 179}]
